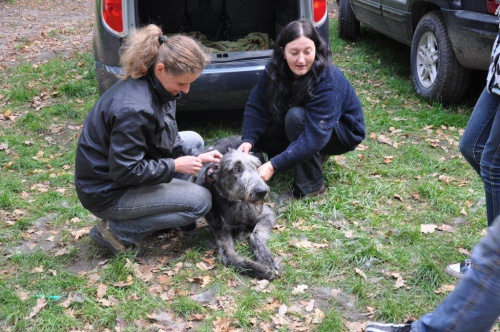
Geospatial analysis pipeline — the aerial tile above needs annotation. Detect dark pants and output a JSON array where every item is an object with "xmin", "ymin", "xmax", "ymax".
[{"xmin": 255, "ymin": 107, "xmax": 356, "ymax": 196}]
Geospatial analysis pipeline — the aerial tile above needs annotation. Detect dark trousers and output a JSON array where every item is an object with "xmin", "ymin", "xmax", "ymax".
[{"xmin": 255, "ymin": 107, "xmax": 355, "ymax": 196}]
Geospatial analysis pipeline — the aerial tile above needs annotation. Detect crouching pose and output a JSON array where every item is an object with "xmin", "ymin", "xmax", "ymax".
[{"xmin": 74, "ymin": 24, "xmax": 222, "ymax": 254}]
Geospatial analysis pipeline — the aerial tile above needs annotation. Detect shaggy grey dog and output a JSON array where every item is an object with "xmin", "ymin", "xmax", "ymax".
[{"xmin": 196, "ymin": 137, "xmax": 278, "ymax": 280}]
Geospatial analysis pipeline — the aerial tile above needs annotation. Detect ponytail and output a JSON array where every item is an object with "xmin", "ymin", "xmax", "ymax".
[{"xmin": 119, "ymin": 24, "xmax": 210, "ymax": 80}]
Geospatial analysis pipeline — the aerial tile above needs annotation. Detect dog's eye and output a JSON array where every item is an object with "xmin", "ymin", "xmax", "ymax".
[{"xmin": 232, "ymin": 165, "xmax": 241, "ymax": 174}]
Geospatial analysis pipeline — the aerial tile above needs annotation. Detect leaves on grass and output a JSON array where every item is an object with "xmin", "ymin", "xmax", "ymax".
[
  {"xmin": 292, "ymin": 284, "xmax": 308, "ymax": 294},
  {"xmin": 390, "ymin": 272, "xmax": 406, "ymax": 289},
  {"xmin": 435, "ymin": 284, "xmax": 455, "ymax": 294},
  {"xmin": 420, "ymin": 224, "xmax": 437, "ymax": 234},
  {"xmin": 26, "ymin": 297, "xmax": 47, "ymax": 319}
]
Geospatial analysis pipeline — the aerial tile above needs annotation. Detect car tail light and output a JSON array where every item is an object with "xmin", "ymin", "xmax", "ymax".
[
  {"xmin": 312, "ymin": 0, "xmax": 328, "ymax": 26},
  {"xmin": 486, "ymin": 0, "xmax": 499, "ymax": 14},
  {"xmin": 102, "ymin": 0, "xmax": 126, "ymax": 36}
]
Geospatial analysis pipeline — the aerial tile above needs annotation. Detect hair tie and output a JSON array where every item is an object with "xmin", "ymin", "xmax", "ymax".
[{"xmin": 158, "ymin": 35, "xmax": 167, "ymax": 46}]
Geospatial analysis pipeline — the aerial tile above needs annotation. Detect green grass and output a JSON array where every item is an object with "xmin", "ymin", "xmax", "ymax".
[{"xmin": 0, "ymin": 19, "xmax": 490, "ymax": 331}]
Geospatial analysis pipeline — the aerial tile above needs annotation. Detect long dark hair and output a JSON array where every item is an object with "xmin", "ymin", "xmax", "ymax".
[{"xmin": 267, "ymin": 19, "xmax": 331, "ymax": 118}]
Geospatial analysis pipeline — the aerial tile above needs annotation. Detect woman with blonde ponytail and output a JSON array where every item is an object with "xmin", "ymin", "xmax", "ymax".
[{"xmin": 75, "ymin": 24, "xmax": 221, "ymax": 255}]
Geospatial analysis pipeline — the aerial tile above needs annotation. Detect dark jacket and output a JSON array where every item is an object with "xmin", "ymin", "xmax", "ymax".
[
  {"xmin": 242, "ymin": 63, "xmax": 365, "ymax": 172},
  {"xmin": 75, "ymin": 72, "xmax": 190, "ymax": 212}
]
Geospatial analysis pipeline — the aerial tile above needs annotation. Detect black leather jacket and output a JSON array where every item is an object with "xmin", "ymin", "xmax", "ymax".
[{"xmin": 75, "ymin": 71, "xmax": 191, "ymax": 212}]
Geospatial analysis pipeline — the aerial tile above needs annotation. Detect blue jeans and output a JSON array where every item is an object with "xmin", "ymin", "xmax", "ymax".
[
  {"xmin": 460, "ymin": 88, "xmax": 500, "ymax": 226},
  {"xmin": 255, "ymin": 107, "xmax": 356, "ymax": 196},
  {"xmin": 412, "ymin": 216, "xmax": 500, "ymax": 332},
  {"xmin": 91, "ymin": 131, "xmax": 212, "ymax": 245}
]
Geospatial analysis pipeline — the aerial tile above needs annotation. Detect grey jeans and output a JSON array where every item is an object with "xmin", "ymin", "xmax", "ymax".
[{"xmin": 91, "ymin": 131, "xmax": 212, "ymax": 245}]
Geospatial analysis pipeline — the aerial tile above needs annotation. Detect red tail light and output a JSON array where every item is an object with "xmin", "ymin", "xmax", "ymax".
[
  {"xmin": 486, "ymin": 0, "xmax": 499, "ymax": 14},
  {"xmin": 313, "ymin": 0, "xmax": 328, "ymax": 26},
  {"xmin": 102, "ymin": 0, "xmax": 125, "ymax": 36}
]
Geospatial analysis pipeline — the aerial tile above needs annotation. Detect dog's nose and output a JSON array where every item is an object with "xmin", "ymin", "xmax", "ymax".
[{"xmin": 254, "ymin": 188, "xmax": 268, "ymax": 200}]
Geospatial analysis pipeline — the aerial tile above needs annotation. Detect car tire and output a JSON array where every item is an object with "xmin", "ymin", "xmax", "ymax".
[
  {"xmin": 338, "ymin": 0, "xmax": 360, "ymax": 41},
  {"xmin": 410, "ymin": 11, "xmax": 471, "ymax": 103}
]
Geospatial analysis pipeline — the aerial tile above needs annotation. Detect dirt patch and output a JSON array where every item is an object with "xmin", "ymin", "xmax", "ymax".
[{"xmin": 0, "ymin": 0, "xmax": 94, "ymax": 69}]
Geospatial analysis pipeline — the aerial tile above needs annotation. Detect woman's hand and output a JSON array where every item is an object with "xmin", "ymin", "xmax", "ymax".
[
  {"xmin": 198, "ymin": 150, "xmax": 223, "ymax": 164},
  {"xmin": 174, "ymin": 156, "xmax": 203, "ymax": 175},
  {"xmin": 258, "ymin": 161, "xmax": 275, "ymax": 181},
  {"xmin": 237, "ymin": 142, "xmax": 253, "ymax": 154}
]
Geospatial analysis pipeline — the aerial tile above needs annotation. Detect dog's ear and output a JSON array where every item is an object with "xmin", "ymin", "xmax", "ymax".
[{"xmin": 206, "ymin": 164, "xmax": 219, "ymax": 184}]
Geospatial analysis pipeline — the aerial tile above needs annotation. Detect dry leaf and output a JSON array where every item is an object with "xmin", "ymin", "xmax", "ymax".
[
  {"xmin": 354, "ymin": 268, "xmax": 367, "ymax": 280},
  {"xmin": 420, "ymin": 224, "xmax": 437, "ymax": 233},
  {"xmin": 97, "ymin": 284, "xmax": 107, "ymax": 298},
  {"xmin": 391, "ymin": 272, "xmax": 406, "ymax": 289},
  {"xmin": 435, "ymin": 284, "xmax": 455, "ymax": 294},
  {"xmin": 31, "ymin": 265, "xmax": 44, "ymax": 273},
  {"xmin": 458, "ymin": 248, "xmax": 471, "ymax": 256},
  {"xmin": 113, "ymin": 276, "xmax": 133, "ymax": 287},
  {"xmin": 292, "ymin": 284, "xmax": 308, "ymax": 294},
  {"xmin": 26, "ymin": 297, "xmax": 47, "ymax": 319}
]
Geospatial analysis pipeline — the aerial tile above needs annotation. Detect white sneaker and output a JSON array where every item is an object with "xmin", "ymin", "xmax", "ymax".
[{"xmin": 445, "ymin": 259, "xmax": 471, "ymax": 278}]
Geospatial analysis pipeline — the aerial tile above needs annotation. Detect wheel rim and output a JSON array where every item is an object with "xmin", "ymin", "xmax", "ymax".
[{"xmin": 416, "ymin": 31, "xmax": 439, "ymax": 88}]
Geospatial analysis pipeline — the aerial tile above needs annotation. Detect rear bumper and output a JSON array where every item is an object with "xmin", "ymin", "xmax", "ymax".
[
  {"xmin": 95, "ymin": 59, "xmax": 267, "ymax": 111},
  {"xmin": 441, "ymin": 9, "xmax": 498, "ymax": 71}
]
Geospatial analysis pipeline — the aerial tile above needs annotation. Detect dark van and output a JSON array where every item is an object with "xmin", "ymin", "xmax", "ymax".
[{"xmin": 93, "ymin": 0, "xmax": 330, "ymax": 111}]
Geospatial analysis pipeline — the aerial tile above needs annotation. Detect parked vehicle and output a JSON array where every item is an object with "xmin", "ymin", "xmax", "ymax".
[
  {"xmin": 337, "ymin": 0, "xmax": 499, "ymax": 103},
  {"xmin": 93, "ymin": 0, "xmax": 329, "ymax": 111}
]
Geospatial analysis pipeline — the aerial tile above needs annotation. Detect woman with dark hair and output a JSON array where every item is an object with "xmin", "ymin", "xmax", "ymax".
[
  {"xmin": 238, "ymin": 19, "xmax": 365, "ymax": 198},
  {"xmin": 75, "ymin": 24, "xmax": 222, "ymax": 254}
]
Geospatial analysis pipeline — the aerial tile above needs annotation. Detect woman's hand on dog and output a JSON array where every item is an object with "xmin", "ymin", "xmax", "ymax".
[
  {"xmin": 237, "ymin": 142, "xmax": 253, "ymax": 154},
  {"xmin": 174, "ymin": 150, "xmax": 223, "ymax": 175},
  {"xmin": 174, "ymin": 156, "xmax": 204, "ymax": 175},
  {"xmin": 198, "ymin": 150, "xmax": 223, "ymax": 164},
  {"xmin": 258, "ymin": 161, "xmax": 275, "ymax": 181}
]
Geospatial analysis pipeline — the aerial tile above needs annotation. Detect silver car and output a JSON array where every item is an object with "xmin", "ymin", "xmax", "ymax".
[{"xmin": 93, "ymin": 0, "xmax": 330, "ymax": 111}]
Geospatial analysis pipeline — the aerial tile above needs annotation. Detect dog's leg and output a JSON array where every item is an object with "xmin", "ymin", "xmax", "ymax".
[
  {"xmin": 250, "ymin": 206, "xmax": 279, "ymax": 273},
  {"xmin": 211, "ymin": 224, "xmax": 275, "ymax": 280}
]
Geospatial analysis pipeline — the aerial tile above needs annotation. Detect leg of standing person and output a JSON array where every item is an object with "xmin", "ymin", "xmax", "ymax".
[
  {"xmin": 367, "ymin": 216, "xmax": 500, "ymax": 332},
  {"xmin": 460, "ymin": 88, "xmax": 500, "ymax": 226},
  {"xmin": 447, "ymin": 88, "xmax": 500, "ymax": 277}
]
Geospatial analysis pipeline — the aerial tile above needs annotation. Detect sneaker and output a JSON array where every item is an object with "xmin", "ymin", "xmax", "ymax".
[
  {"xmin": 366, "ymin": 322, "xmax": 412, "ymax": 332},
  {"xmin": 445, "ymin": 259, "xmax": 471, "ymax": 278},
  {"xmin": 90, "ymin": 220, "xmax": 144, "ymax": 255}
]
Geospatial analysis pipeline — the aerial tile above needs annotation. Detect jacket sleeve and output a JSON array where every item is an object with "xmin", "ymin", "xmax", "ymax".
[
  {"xmin": 108, "ymin": 107, "xmax": 176, "ymax": 186},
  {"xmin": 269, "ymin": 79, "xmax": 342, "ymax": 172},
  {"xmin": 242, "ymin": 70, "xmax": 273, "ymax": 146}
]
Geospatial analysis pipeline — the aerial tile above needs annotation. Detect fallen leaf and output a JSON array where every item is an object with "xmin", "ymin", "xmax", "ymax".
[
  {"xmin": 292, "ymin": 284, "xmax": 308, "ymax": 294},
  {"xmin": 26, "ymin": 297, "xmax": 47, "ymax": 319},
  {"xmin": 113, "ymin": 276, "xmax": 133, "ymax": 287},
  {"xmin": 213, "ymin": 316, "xmax": 237, "ymax": 332},
  {"xmin": 435, "ymin": 284, "xmax": 455, "ymax": 294},
  {"xmin": 421, "ymin": 224, "xmax": 437, "ymax": 234},
  {"xmin": 391, "ymin": 272, "xmax": 406, "ymax": 289},
  {"xmin": 97, "ymin": 284, "xmax": 107, "ymax": 298},
  {"xmin": 354, "ymin": 268, "xmax": 367, "ymax": 280}
]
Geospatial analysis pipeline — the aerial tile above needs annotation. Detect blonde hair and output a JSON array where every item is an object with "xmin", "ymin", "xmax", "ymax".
[{"xmin": 119, "ymin": 24, "xmax": 210, "ymax": 79}]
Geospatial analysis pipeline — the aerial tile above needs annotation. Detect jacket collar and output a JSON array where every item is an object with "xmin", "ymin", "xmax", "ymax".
[{"xmin": 146, "ymin": 67, "xmax": 181, "ymax": 104}]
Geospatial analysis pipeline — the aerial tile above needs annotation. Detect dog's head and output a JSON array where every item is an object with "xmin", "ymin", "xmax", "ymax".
[{"xmin": 206, "ymin": 149, "xmax": 269, "ymax": 205}]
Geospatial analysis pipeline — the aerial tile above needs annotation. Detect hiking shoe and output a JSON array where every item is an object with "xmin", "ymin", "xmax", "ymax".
[
  {"xmin": 366, "ymin": 322, "xmax": 412, "ymax": 332},
  {"xmin": 445, "ymin": 259, "xmax": 471, "ymax": 278},
  {"xmin": 90, "ymin": 220, "xmax": 145, "ymax": 255}
]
